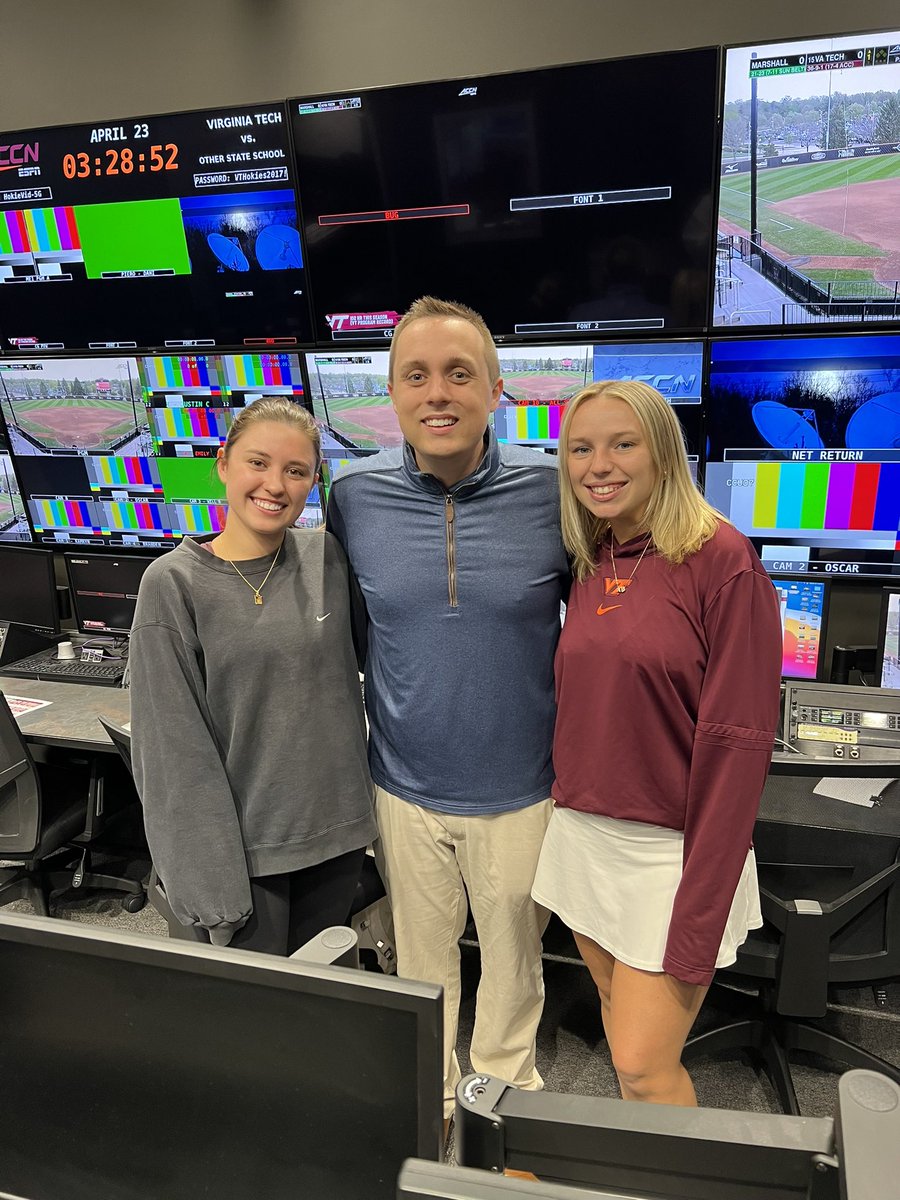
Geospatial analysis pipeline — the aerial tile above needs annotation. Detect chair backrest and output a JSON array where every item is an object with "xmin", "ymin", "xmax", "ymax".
[
  {"xmin": 0, "ymin": 692, "xmax": 42, "ymax": 857},
  {"xmin": 97, "ymin": 716, "xmax": 133, "ymax": 774}
]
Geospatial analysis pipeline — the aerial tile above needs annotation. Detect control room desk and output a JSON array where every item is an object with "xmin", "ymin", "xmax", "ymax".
[{"xmin": 0, "ymin": 675, "xmax": 129, "ymax": 753}]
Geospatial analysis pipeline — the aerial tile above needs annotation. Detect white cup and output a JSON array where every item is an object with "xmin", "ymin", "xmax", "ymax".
[{"xmin": 57, "ymin": 640, "xmax": 76, "ymax": 660}]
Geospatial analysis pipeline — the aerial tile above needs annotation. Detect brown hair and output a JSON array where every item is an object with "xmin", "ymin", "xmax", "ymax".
[{"xmin": 388, "ymin": 295, "xmax": 500, "ymax": 383}]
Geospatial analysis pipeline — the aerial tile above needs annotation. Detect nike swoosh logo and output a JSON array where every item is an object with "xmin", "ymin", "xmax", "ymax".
[
  {"xmin": 596, "ymin": 604, "xmax": 622, "ymax": 616},
  {"xmin": 316, "ymin": 613, "xmax": 331, "ymax": 622}
]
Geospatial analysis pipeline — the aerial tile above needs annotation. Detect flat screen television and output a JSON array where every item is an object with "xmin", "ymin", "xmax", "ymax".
[
  {"xmin": 0, "ymin": 912, "xmax": 442, "ymax": 1200},
  {"xmin": 714, "ymin": 29, "xmax": 900, "ymax": 329},
  {"xmin": 704, "ymin": 331, "xmax": 900, "ymax": 579},
  {"xmin": 0, "ymin": 352, "xmax": 316, "ymax": 547},
  {"xmin": 494, "ymin": 338, "xmax": 703, "ymax": 481},
  {"xmin": 0, "ymin": 102, "xmax": 313, "ymax": 352},
  {"xmin": 0, "ymin": 543, "xmax": 58, "ymax": 636},
  {"xmin": 289, "ymin": 47, "xmax": 720, "ymax": 342}
]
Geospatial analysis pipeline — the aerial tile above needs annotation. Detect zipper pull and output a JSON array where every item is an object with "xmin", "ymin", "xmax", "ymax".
[{"xmin": 445, "ymin": 495, "xmax": 455, "ymax": 522}]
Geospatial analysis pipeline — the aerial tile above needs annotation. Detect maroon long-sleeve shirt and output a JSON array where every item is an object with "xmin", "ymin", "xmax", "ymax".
[{"xmin": 552, "ymin": 522, "xmax": 782, "ymax": 985}]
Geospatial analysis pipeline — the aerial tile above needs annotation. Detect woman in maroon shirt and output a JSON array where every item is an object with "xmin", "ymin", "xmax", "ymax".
[{"xmin": 532, "ymin": 379, "xmax": 782, "ymax": 1106}]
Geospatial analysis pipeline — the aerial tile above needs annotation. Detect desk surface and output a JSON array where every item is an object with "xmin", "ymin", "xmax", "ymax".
[{"xmin": 0, "ymin": 675, "xmax": 129, "ymax": 752}]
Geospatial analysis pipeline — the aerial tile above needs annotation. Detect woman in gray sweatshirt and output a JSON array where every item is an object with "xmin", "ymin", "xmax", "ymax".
[{"xmin": 129, "ymin": 397, "xmax": 376, "ymax": 953}]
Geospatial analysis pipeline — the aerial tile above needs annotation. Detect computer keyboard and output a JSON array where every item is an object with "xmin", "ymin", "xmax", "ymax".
[{"xmin": 2, "ymin": 654, "xmax": 125, "ymax": 687}]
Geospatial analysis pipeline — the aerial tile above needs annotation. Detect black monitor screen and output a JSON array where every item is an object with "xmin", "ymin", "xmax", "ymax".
[
  {"xmin": 0, "ymin": 102, "xmax": 312, "ymax": 352},
  {"xmin": 714, "ymin": 30, "xmax": 900, "ymax": 329},
  {"xmin": 704, "ymin": 332, "xmax": 900, "ymax": 579},
  {"xmin": 0, "ymin": 544, "xmax": 57, "ymax": 634},
  {"xmin": 0, "ymin": 353, "xmax": 315, "ymax": 547},
  {"xmin": 0, "ymin": 914, "xmax": 442, "ymax": 1200},
  {"xmin": 64, "ymin": 552, "xmax": 156, "ymax": 634},
  {"xmin": 290, "ymin": 47, "xmax": 720, "ymax": 342},
  {"xmin": 769, "ymin": 574, "xmax": 830, "ymax": 681}
]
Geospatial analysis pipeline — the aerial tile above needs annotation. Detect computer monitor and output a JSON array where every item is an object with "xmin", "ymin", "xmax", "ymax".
[
  {"xmin": 769, "ymin": 574, "xmax": 830, "ymax": 681},
  {"xmin": 0, "ymin": 102, "xmax": 312, "ymax": 352},
  {"xmin": 0, "ymin": 912, "xmax": 443, "ymax": 1200},
  {"xmin": 0, "ymin": 544, "xmax": 58, "ymax": 636},
  {"xmin": 704, "ymin": 332, "xmax": 900, "ymax": 579},
  {"xmin": 289, "ymin": 46, "xmax": 719, "ymax": 342},
  {"xmin": 1, "ymin": 353, "xmax": 314, "ymax": 548},
  {"xmin": 714, "ymin": 28, "xmax": 900, "ymax": 330},
  {"xmin": 63, "ymin": 552, "xmax": 156, "ymax": 635},
  {"xmin": 304, "ymin": 350, "xmax": 400, "ymax": 451},
  {"xmin": 876, "ymin": 586, "xmax": 900, "ymax": 688},
  {"xmin": 493, "ymin": 339, "xmax": 704, "ymax": 482}
]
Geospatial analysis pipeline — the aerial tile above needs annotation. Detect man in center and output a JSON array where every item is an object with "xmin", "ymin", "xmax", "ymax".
[{"xmin": 327, "ymin": 297, "xmax": 568, "ymax": 1126}]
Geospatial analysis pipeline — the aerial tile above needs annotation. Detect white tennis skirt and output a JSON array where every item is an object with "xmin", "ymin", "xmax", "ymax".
[{"xmin": 532, "ymin": 806, "xmax": 762, "ymax": 975}]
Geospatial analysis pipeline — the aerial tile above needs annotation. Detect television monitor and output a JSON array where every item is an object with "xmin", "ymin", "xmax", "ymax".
[
  {"xmin": 769, "ymin": 574, "xmax": 830, "ymax": 681},
  {"xmin": 494, "ymin": 338, "xmax": 704, "ymax": 481},
  {"xmin": 0, "ymin": 544, "xmax": 58, "ymax": 636},
  {"xmin": 63, "ymin": 551, "xmax": 156, "ymax": 635},
  {"xmin": 0, "ymin": 352, "xmax": 314, "ymax": 547},
  {"xmin": 304, "ymin": 350, "xmax": 399, "ymax": 451},
  {"xmin": 0, "ymin": 912, "xmax": 442, "ymax": 1200},
  {"xmin": 704, "ymin": 332, "xmax": 900, "ymax": 579},
  {"xmin": 714, "ymin": 29, "xmax": 900, "ymax": 329},
  {"xmin": 876, "ymin": 586, "xmax": 900, "ymax": 688},
  {"xmin": 289, "ymin": 47, "xmax": 720, "ymax": 342},
  {"xmin": 0, "ymin": 102, "xmax": 312, "ymax": 352}
]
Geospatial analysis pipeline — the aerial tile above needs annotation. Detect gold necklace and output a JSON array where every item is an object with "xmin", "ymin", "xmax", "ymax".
[
  {"xmin": 608, "ymin": 533, "xmax": 651, "ymax": 595},
  {"xmin": 227, "ymin": 541, "xmax": 283, "ymax": 606}
]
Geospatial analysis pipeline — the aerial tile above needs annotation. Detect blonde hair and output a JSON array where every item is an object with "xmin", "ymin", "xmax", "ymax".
[
  {"xmin": 559, "ymin": 379, "xmax": 724, "ymax": 582},
  {"xmin": 388, "ymin": 295, "xmax": 500, "ymax": 383},
  {"xmin": 223, "ymin": 396, "xmax": 321, "ymax": 467}
]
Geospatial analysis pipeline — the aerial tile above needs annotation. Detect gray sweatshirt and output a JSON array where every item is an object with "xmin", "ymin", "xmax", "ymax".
[{"xmin": 129, "ymin": 530, "xmax": 376, "ymax": 942}]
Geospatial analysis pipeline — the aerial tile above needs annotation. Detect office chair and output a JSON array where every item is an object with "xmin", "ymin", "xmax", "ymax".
[
  {"xmin": 97, "ymin": 715, "xmax": 397, "ymax": 968},
  {"xmin": 0, "ymin": 693, "xmax": 145, "ymax": 916},
  {"xmin": 683, "ymin": 771, "xmax": 900, "ymax": 1115}
]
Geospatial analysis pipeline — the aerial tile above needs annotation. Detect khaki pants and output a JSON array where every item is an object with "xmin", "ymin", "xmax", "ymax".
[{"xmin": 375, "ymin": 786, "xmax": 552, "ymax": 1119}]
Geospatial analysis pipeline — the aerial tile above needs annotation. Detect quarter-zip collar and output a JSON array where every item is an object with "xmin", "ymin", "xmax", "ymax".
[{"xmin": 401, "ymin": 428, "xmax": 502, "ymax": 499}]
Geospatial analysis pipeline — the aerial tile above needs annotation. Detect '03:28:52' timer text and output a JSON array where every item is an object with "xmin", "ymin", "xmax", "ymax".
[{"xmin": 62, "ymin": 144, "xmax": 179, "ymax": 178}]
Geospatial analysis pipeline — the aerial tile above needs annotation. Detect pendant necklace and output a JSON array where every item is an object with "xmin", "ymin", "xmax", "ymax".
[
  {"xmin": 228, "ymin": 540, "xmax": 284, "ymax": 606},
  {"xmin": 608, "ymin": 533, "xmax": 651, "ymax": 595}
]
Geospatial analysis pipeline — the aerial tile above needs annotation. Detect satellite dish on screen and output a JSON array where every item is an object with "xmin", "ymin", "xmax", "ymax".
[
  {"xmin": 846, "ymin": 392, "xmax": 900, "ymax": 449},
  {"xmin": 255, "ymin": 224, "xmax": 303, "ymax": 270},
  {"xmin": 207, "ymin": 234, "xmax": 250, "ymax": 271},
  {"xmin": 752, "ymin": 400, "xmax": 824, "ymax": 450}
]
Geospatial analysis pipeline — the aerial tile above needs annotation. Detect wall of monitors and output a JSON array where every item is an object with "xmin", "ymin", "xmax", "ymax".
[
  {"xmin": 0, "ymin": 102, "xmax": 312, "ymax": 353},
  {"xmin": 714, "ymin": 30, "xmax": 900, "ymax": 330},
  {"xmin": 0, "ymin": 352, "xmax": 319, "ymax": 547},
  {"xmin": 289, "ymin": 47, "xmax": 720, "ymax": 343},
  {"xmin": 704, "ymin": 332, "xmax": 900, "ymax": 579}
]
